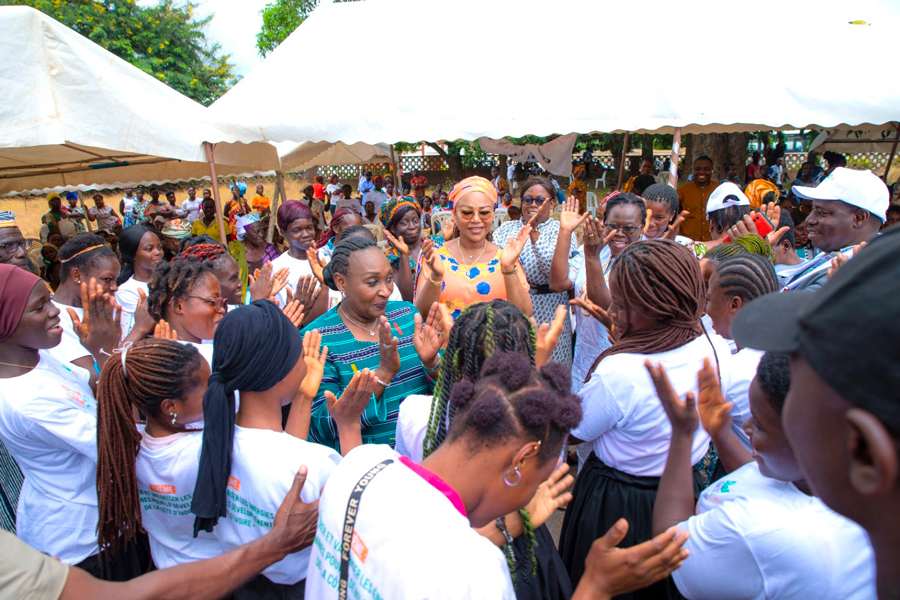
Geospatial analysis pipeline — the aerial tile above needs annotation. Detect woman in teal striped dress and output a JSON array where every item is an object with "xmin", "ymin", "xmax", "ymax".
[{"xmin": 300, "ymin": 236, "xmax": 444, "ymax": 452}]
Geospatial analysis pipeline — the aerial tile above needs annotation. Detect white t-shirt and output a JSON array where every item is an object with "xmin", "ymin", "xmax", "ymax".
[
  {"xmin": 725, "ymin": 347, "xmax": 764, "ymax": 450},
  {"xmin": 305, "ymin": 444, "xmax": 515, "ymax": 599},
  {"xmin": 46, "ymin": 301, "xmax": 92, "ymax": 374},
  {"xmin": 269, "ymin": 251, "xmax": 323, "ymax": 310},
  {"xmin": 137, "ymin": 430, "xmax": 222, "ymax": 568},
  {"xmin": 122, "ymin": 195, "xmax": 136, "ymax": 213},
  {"xmin": 365, "ymin": 190, "xmax": 388, "ymax": 214},
  {"xmin": 674, "ymin": 461, "xmax": 877, "ymax": 600},
  {"xmin": 567, "ymin": 246, "xmax": 613, "ymax": 392},
  {"xmin": 0, "ymin": 353, "xmax": 98, "ymax": 564},
  {"xmin": 181, "ymin": 198, "xmax": 203, "ymax": 223},
  {"xmin": 88, "ymin": 205, "xmax": 117, "ymax": 230},
  {"xmin": 212, "ymin": 426, "xmax": 340, "ymax": 584},
  {"xmin": 116, "ymin": 277, "xmax": 149, "ymax": 339},
  {"xmin": 325, "ymin": 183, "xmax": 341, "ymax": 199},
  {"xmin": 394, "ymin": 394, "xmax": 433, "ymax": 464},
  {"xmin": 573, "ymin": 333, "xmax": 732, "ymax": 477}
]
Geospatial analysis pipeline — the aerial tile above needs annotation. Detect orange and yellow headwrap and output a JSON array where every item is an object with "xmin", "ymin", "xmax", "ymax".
[
  {"xmin": 0, "ymin": 211, "xmax": 17, "ymax": 229},
  {"xmin": 744, "ymin": 179, "xmax": 780, "ymax": 209},
  {"xmin": 574, "ymin": 165, "xmax": 586, "ymax": 177},
  {"xmin": 448, "ymin": 176, "xmax": 498, "ymax": 208},
  {"xmin": 379, "ymin": 196, "xmax": 421, "ymax": 229}
]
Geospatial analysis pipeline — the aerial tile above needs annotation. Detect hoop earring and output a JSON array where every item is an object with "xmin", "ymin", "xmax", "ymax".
[
  {"xmin": 503, "ymin": 467, "xmax": 521, "ymax": 487},
  {"xmin": 170, "ymin": 412, "xmax": 177, "ymax": 425}
]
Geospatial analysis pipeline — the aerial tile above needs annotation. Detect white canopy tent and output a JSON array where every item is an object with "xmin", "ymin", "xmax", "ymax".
[
  {"xmin": 277, "ymin": 140, "xmax": 394, "ymax": 173},
  {"xmin": 208, "ymin": 0, "xmax": 900, "ymax": 147},
  {"xmin": 0, "ymin": 6, "xmax": 278, "ymax": 200},
  {"xmin": 810, "ymin": 125, "xmax": 900, "ymax": 154}
]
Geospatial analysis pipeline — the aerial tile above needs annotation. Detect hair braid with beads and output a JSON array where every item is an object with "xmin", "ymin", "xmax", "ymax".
[
  {"xmin": 586, "ymin": 240, "xmax": 705, "ymax": 380},
  {"xmin": 95, "ymin": 340, "xmax": 203, "ymax": 556},
  {"xmin": 422, "ymin": 300, "xmax": 537, "ymax": 459}
]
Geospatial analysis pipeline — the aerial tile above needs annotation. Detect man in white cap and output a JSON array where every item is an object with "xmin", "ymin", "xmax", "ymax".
[
  {"xmin": 779, "ymin": 167, "xmax": 888, "ymax": 292},
  {"xmin": 705, "ymin": 182, "xmax": 752, "ymax": 241}
]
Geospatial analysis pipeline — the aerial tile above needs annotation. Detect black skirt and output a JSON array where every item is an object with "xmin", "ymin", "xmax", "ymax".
[
  {"xmin": 558, "ymin": 453, "xmax": 694, "ymax": 600},
  {"xmin": 512, "ymin": 523, "xmax": 574, "ymax": 600}
]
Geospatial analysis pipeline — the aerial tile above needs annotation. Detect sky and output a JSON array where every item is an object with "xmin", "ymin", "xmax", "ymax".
[{"xmin": 138, "ymin": 0, "xmax": 269, "ymax": 76}]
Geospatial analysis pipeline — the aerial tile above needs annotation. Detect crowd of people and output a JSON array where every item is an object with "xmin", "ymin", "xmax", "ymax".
[{"xmin": 0, "ymin": 157, "xmax": 898, "ymax": 600}]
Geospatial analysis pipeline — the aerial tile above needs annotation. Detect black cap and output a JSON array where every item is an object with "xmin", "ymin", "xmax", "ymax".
[{"xmin": 732, "ymin": 225, "xmax": 900, "ymax": 432}]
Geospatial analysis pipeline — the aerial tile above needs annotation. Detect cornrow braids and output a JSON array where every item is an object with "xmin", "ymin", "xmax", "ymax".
[
  {"xmin": 704, "ymin": 234, "xmax": 774, "ymax": 264},
  {"xmin": 321, "ymin": 236, "xmax": 378, "ymax": 291},
  {"xmin": 57, "ymin": 233, "xmax": 117, "ymax": 283},
  {"xmin": 422, "ymin": 300, "xmax": 536, "ymax": 459},
  {"xmin": 641, "ymin": 183, "xmax": 680, "ymax": 216},
  {"xmin": 147, "ymin": 259, "xmax": 216, "ymax": 322},
  {"xmin": 179, "ymin": 235, "xmax": 222, "ymax": 256},
  {"xmin": 181, "ymin": 243, "xmax": 227, "ymax": 263},
  {"xmin": 340, "ymin": 225, "xmax": 376, "ymax": 242},
  {"xmin": 96, "ymin": 340, "xmax": 202, "ymax": 557},
  {"xmin": 713, "ymin": 254, "xmax": 778, "ymax": 303},
  {"xmin": 604, "ymin": 192, "xmax": 647, "ymax": 225},
  {"xmin": 587, "ymin": 240, "xmax": 705, "ymax": 380},
  {"xmin": 709, "ymin": 205, "xmax": 752, "ymax": 235}
]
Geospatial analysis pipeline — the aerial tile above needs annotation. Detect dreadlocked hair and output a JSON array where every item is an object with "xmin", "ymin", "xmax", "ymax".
[
  {"xmin": 422, "ymin": 300, "xmax": 537, "ymax": 460},
  {"xmin": 321, "ymin": 236, "xmax": 379, "ymax": 291},
  {"xmin": 713, "ymin": 254, "xmax": 778, "ymax": 303},
  {"xmin": 587, "ymin": 240, "xmax": 704, "ymax": 381},
  {"xmin": 147, "ymin": 259, "xmax": 217, "ymax": 322},
  {"xmin": 181, "ymin": 242, "xmax": 227, "ymax": 263},
  {"xmin": 96, "ymin": 340, "xmax": 203, "ymax": 557},
  {"xmin": 57, "ymin": 233, "xmax": 117, "ymax": 283},
  {"xmin": 704, "ymin": 234, "xmax": 774, "ymax": 263},
  {"xmin": 317, "ymin": 207, "xmax": 357, "ymax": 248}
]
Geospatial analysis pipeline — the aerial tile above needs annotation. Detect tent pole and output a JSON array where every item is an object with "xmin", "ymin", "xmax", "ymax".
[
  {"xmin": 269, "ymin": 171, "xmax": 287, "ymax": 244},
  {"xmin": 884, "ymin": 122, "xmax": 900, "ymax": 184},
  {"xmin": 668, "ymin": 128, "xmax": 682, "ymax": 188},
  {"xmin": 389, "ymin": 146, "xmax": 399, "ymax": 189},
  {"xmin": 204, "ymin": 142, "xmax": 228, "ymax": 246},
  {"xmin": 79, "ymin": 194, "xmax": 93, "ymax": 233},
  {"xmin": 617, "ymin": 132, "xmax": 630, "ymax": 190}
]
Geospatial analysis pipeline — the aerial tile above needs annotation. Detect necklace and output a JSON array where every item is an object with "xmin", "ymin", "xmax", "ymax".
[
  {"xmin": 456, "ymin": 238, "xmax": 488, "ymax": 268},
  {"xmin": 0, "ymin": 360, "xmax": 36, "ymax": 370},
  {"xmin": 339, "ymin": 306, "xmax": 377, "ymax": 337}
]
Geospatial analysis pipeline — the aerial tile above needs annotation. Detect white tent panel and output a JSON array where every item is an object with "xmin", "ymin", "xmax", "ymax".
[
  {"xmin": 809, "ymin": 126, "xmax": 900, "ymax": 154},
  {"xmin": 278, "ymin": 140, "xmax": 393, "ymax": 172}
]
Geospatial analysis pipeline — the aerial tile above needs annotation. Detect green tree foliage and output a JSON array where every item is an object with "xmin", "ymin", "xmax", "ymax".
[
  {"xmin": 256, "ymin": 0, "xmax": 358, "ymax": 57},
  {"xmin": 2, "ymin": 0, "xmax": 236, "ymax": 105}
]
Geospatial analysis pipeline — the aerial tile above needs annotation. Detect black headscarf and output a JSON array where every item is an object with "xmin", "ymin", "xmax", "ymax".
[{"xmin": 191, "ymin": 299, "xmax": 303, "ymax": 534}]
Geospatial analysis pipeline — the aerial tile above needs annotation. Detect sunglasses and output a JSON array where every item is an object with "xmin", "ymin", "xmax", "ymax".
[
  {"xmin": 521, "ymin": 196, "xmax": 549, "ymax": 206},
  {"xmin": 186, "ymin": 295, "xmax": 228, "ymax": 311},
  {"xmin": 604, "ymin": 224, "xmax": 641, "ymax": 235}
]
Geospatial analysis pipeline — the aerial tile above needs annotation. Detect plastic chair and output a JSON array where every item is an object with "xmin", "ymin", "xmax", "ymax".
[
  {"xmin": 586, "ymin": 191, "xmax": 599, "ymax": 217},
  {"xmin": 492, "ymin": 209, "xmax": 508, "ymax": 230},
  {"xmin": 594, "ymin": 171, "xmax": 608, "ymax": 189},
  {"xmin": 431, "ymin": 211, "xmax": 453, "ymax": 236},
  {"xmin": 568, "ymin": 173, "xmax": 575, "ymax": 185}
]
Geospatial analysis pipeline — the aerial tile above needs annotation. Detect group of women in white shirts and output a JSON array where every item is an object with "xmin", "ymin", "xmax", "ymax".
[{"xmin": 0, "ymin": 173, "xmax": 879, "ymax": 600}]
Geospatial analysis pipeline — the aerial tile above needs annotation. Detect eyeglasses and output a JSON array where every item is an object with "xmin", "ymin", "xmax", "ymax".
[
  {"xmin": 186, "ymin": 295, "xmax": 228, "ymax": 311},
  {"xmin": 0, "ymin": 240, "xmax": 27, "ymax": 254},
  {"xmin": 456, "ymin": 208, "xmax": 494, "ymax": 221},
  {"xmin": 604, "ymin": 224, "xmax": 641, "ymax": 235},
  {"xmin": 521, "ymin": 196, "xmax": 549, "ymax": 206}
]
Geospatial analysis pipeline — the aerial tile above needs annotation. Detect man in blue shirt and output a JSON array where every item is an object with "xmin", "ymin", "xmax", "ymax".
[
  {"xmin": 582, "ymin": 148, "xmax": 594, "ymax": 177},
  {"xmin": 359, "ymin": 171, "xmax": 376, "ymax": 203}
]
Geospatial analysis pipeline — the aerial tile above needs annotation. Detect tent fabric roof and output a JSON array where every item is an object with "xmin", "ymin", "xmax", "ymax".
[
  {"xmin": 208, "ymin": 0, "xmax": 900, "ymax": 146},
  {"xmin": 809, "ymin": 126, "xmax": 900, "ymax": 154},
  {"xmin": 0, "ymin": 6, "xmax": 277, "ymax": 196},
  {"xmin": 277, "ymin": 140, "xmax": 394, "ymax": 172}
]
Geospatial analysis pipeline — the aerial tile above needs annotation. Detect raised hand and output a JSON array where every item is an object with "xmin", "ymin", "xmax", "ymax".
[
  {"xmin": 559, "ymin": 196, "xmax": 589, "ymax": 234},
  {"xmin": 249, "ymin": 262, "xmax": 275, "ymax": 302},
  {"xmin": 696, "ymin": 357, "xmax": 732, "ymax": 440},
  {"xmin": 532, "ymin": 304, "xmax": 567, "ymax": 368},
  {"xmin": 570, "ymin": 296, "xmax": 616, "ymax": 335},
  {"xmin": 645, "ymin": 360, "xmax": 699, "ymax": 436},
  {"xmin": 153, "ymin": 319, "xmax": 179, "ymax": 342},
  {"xmin": 828, "ymin": 242, "xmax": 866, "ymax": 279},
  {"xmin": 326, "ymin": 368, "xmax": 375, "ymax": 426},
  {"xmin": 131, "ymin": 287, "xmax": 156, "ymax": 339},
  {"xmin": 441, "ymin": 216, "xmax": 456, "ymax": 241},
  {"xmin": 583, "ymin": 216, "xmax": 614, "ymax": 258},
  {"xmin": 305, "ymin": 247, "xmax": 327, "ymax": 286},
  {"xmin": 298, "ymin": 329, "xmax": 328, "ymax": 399},
  {"xmin": 421, "ymin": 238, "xmax": 445, "ymax": 279},
  {"xmin": 268, "ymin": 466, "xmax": 320, "ymax": 555},
  {"xmin": 500, "ymin": 221, "xmax": 532, "ymax": 271},
  {"xmin": 413, "ymin": 302, "xmax": 444, "ymax": 369},
  {"xmin": 528, "ymin": 198, "xmax": 554, "ymax": 244},
  {"xmin": 70, "ymin": 278, "xmax": 121, "ymax": 359},
  {"xmin": 282, "ymin": 300, "xmax": 306, "ymax": 329},
  {"xmin": 290, "ymin": 275, "xmax": 320, "ymax": 315},
  {"xmin": 524, "ymin": 462, "xmax": 575, "ymax": 528},
  {"xmin": 662, "ymin": 210, "xmax": 690, "ymax": 241},
  {"xmin": 573, "ymin": 520, "xmax": 690, "ymax": 600},
  {"xmin": 383, "ymin": 230, "xmax": 409, "ymax": 257},
  {"xmin": 376, "ymin": 316, "xmax": 401, "ymax": 381}
]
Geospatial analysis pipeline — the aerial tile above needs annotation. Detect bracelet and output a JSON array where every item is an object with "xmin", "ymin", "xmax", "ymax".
[
  {"xmin": 428, "ymin": 275, "xmax": 443, "ymax": 287},
  {"xmin": 501, "ymin": 267, "xmax": 518, "ymax": 276},
  {"xmin": 375, "ymin": 377, "xmax": 390, "ymax": 388},
  {"xmin": 495, "ymin": 516, "xmax": 514, "ymax": 546}
]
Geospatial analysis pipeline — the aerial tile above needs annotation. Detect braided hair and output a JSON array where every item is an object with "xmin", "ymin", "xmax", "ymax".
[
  {"xmin": 96, "ymin": 340, "xmax": 203, "ymax": 556},
  {"xmin": 317, "ymin": 207, "xmax": 358, "ymax": 248},
  {"xmin": 704, "ymin": 234, "xmax": 774, "ymax": 263},
  {"xmin": 713, "ymin": 254, "xmax": 778, "ymax": 303},
  {"xmin": 423, "ymin": 300, "xmax": 537, "ymax": 459},
  {"xmin": 641, "ymin": 183, "xmax": 680, "ymax": 216},
  {"xmin": 117, "ymin": 224, "xmax": 157, "ymax": 284},
  {"xmin": 709, "ymin": 205, "xmax": 752, "ymax": 235},
  {"xmin": 180, "ymin": 235, "xmax": 226, "ymax": 261},
  {"xmin": 322, "ymin": 236, "xmax": 379, "ymax": 291},
  {"xmin": 57, "ymin": 233, "xmax": 118, "ymax": 283},
  {"xmin": 147, "ymin": 259, "xmax": 216, "ymax": 322},
  {"xmin": 341, "ymin": 225, "xmax": 376, "ymax": 241},
  {"xmin": 587, "ymin": 240, "xmax": 704, "ymax": 379},
  {"xmin": 604, "ymin": 192, "xmax": 647, "ymax": 225}
]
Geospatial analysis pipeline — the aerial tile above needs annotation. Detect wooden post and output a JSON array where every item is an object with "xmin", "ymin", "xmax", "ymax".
[
  {"xmin": 389, "ymin": 146, "xmax": 399, "ymax": 189},
  {"xmin": 204, "ymin": 142, "xmax": 228, "ymax": 246},
  {"xmin": 884, "ymin": 123, "xmax": 900, "ymax": 183},
  {"xmin": 668, "ymin": 127, "xmax": 682, "ymax": 188},
  {"xmin": 268, "ymin": 171, "xmax": 287, "ymax": 244},
  {"xmin": 78, "ymin": 194, "xmax": 93, "ymax": 232},
  {"xmin": 617, "ymin": 132, "xmax": 631, "ymax": 190}
]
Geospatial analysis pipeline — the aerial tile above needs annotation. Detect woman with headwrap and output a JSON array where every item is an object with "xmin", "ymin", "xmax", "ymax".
[
  {"xmin": 568, "ymin": 165, "xmax": 588, "ymax": 214},
  {"xmin": 379, "ymin": 196, "xmax": 434, "ymax": 302},
  {"xmin": 0, "ymin": 263, "xmax": 128, "ymax": 575},
  {"xmin": 744, "ymin": 178, "xmax": 781, "ymax": 210},
  {"xmin": 225, "ymin": 212, "xmax": 280, "ymax": 301},
  {"xmin": 159, "ymin": 219, "xmax": 193, "ymax": 260},
  {"xmin": 414, "ymin": 176, "xmax": 533, "ymax": 319},
  {"xmin": 558, "ymin": 240, "xmax": 734, "ymax": 597},
  {"xmin": 191, "ymin": 300, "xmax": 341, "ymax": 597}
]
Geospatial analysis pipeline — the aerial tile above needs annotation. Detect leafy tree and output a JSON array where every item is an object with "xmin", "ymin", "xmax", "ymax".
[
  {"xmin": 256, "ymin": 0, "xmax": 358, "ymax": 57},
  {"xmin": 2, "ymin": 0, "xmax": 236, "ymax": 105}
]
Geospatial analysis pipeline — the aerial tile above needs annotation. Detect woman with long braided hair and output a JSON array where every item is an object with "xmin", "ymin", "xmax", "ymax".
[
  {"xmin": 95, "ymin": 339, "xmax": 221, "ymax": 570},
  {"xmin": 558, "ymin": 240, "xmax": 734, "ymax": 598},
  {"xmin": 180, "ymin": 237, "xmax": 244, "ymax": 307},
  {"xmin": 394, "ymin": 299, "xmax": 576, "ymax": 600}
]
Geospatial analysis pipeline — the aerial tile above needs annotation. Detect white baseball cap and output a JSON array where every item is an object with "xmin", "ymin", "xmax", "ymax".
[
  {"xmin": 706, "ymin": 182, "xmax": 751, "ymax": 214},
  {"xmin": 791, "ymin": 167, "xmax": 889, "ymax": 222}
]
